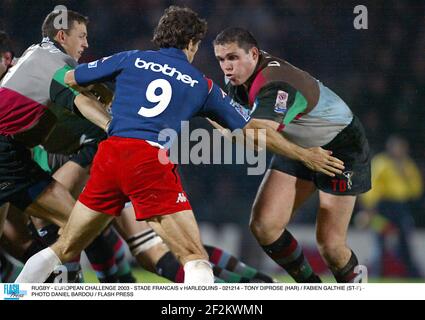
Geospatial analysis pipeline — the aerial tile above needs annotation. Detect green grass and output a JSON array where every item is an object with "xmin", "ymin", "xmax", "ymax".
[{"xmin": 83, "ymin": 269, "xmax": 424, "ymax": 283}]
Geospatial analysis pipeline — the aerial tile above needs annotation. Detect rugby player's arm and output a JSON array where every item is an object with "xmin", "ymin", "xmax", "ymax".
[
  {"xmin": 244, "ymin": 118, "xmax": 344, "ymax": 176},
  {"xmin": 208, "ymin": 117, "xmax": 344, "ymax": 177},
  {"xmin": 73, "ymin": 94, "xmax": 111, "ymax": 132},
  {"xmin": 50, "ymin": 65, "xmax": 110, "ymax": 132}
]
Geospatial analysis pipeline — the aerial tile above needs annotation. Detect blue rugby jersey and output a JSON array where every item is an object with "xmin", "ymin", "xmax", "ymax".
[{"xmin": 75, "ymin": 48, "xmax": 251, "ymax": 146}]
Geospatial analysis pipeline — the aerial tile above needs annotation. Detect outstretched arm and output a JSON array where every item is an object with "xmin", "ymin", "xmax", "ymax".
[
  {"xmin": 73, "ymin": 94, "xmax": 111, "ymax": 132},
  {"xmin": 208, "ymin": 118, "xmax": 344, "ymax": 177}
]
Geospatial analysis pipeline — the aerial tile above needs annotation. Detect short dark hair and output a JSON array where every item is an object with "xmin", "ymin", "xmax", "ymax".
[
  {"xmin": 0, "ymin": 30, "xmax": 12, "ymax": 54},
  {"xmin": 41, "ymin": 9, "xmax": 89, "ymax": 40},
  {"xmin": 152, "ymin": 6, "xmax": 207, "ymax": 50},
  {"xmin": 213, "ymin": 27, "xmax": 259, "ymax": 52}
]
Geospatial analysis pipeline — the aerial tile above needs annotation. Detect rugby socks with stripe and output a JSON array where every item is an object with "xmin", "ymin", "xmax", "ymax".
[
  {"xmin": 84, "ymin": 227, "xmax": 119, "ymax": 283},
  {"xmin": 205, "ymin": 245, "xmax": 275, "ymax": 283},
  {"xmin": 126, "ymin": 229, "xmax": 163, "ymax": 257},
  {"xmin": 331, "ymin": 250, "xmax": 360, "ymax": 283},
  {"xmin": 261, "ymin": 229, "xmax": 321, "ymax": 283},
  {"xmin": 107, "ymin": 228, "xmax": 136, "ymax": 283},
  {"xmin": 155, "ymin": 251, "xmax": 185, "ymax": 282},
  {"xmin": 154, "ymin": 247, "xmax": 275, "ymax": 283}
]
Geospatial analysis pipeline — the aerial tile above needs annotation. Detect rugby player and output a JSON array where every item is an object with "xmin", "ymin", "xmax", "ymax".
[
  {"xmin": 0, "ymin": 10, "xmax": 110, "ymax": 233},
  {"xmin": 16, "ymin": 7, "xmax": 344, "ymax": 284},
  {"xmin": 213, "ymin": 28, "xmax": 371, "ymax": 283}
]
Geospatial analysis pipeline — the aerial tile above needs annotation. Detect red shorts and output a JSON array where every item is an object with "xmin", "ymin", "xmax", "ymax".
[{"xmin": 78, "ymin": 136, "xmax": 192, "ymax": 220}]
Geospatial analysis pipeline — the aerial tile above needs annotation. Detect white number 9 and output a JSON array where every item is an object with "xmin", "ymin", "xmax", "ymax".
[{"xmin": 138, "ymin": 79, "xmax": 172, "ymax": 117}]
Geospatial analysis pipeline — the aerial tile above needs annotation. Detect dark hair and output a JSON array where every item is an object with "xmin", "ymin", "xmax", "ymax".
[
  {"xmin": 152, "ymin": 6, "xmax": 207, "ymax": 50},
  {"xmin": 213, "ymin": 27, "xmax": 259, "ymax": 52},
  {"xmin": 0, "ymin": 30, "xmax": 12, "ymax": 54},
  {"xmin": 41, "ymin": 9, "xmax": 89, "ymax": 40}
]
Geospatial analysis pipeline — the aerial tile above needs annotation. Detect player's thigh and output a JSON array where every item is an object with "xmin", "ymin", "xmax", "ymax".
[
  {"xmin": 52, "ymin": 160, "xmax": 90, "ymax": 198},
  {"xmin": 147, "ymin": 209, "xmax": 207, "ymax": 265},
  {"xmin": 114, "ymin": 204, "xmax": 152, "ymax": 238},
  {"xmin": 52, "ymin": 200, "xmax": 113, "ymax": 261},
  {"xmin": 114, "ymin": 205, "xmax": 169, "ymax": 270},
  {"xmin": 251, "ymin": 169, "xmax": 315, "ymax": 228},
  {"xmin": 24, "ymin": 179, "xmax": 75, "ymax": 227},
  {"xmin": 316, "ymin": 192, "xmax": 356, "ymax": 246}
]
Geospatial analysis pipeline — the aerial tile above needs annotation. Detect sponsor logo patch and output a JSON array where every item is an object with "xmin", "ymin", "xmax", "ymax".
[
  {"xmin": 274, "ymin": 90, "xmax": 288, "ymax": 114},
  {"xmin": 88, "ymin": 61, "xmax": 98, "ymax": 68},
  {"xmin": 231, "ymin": 100, "xmax": 251, "ymax": 121}
]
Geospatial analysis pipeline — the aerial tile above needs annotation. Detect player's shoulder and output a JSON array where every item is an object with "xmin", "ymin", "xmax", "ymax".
[
  {"xmin": 257, "ymin": 52, "xmax": 291, "ymax": 83},
  {"xmin": 37, "ymin": 41, "xmax": 77, "ymax": 67}
]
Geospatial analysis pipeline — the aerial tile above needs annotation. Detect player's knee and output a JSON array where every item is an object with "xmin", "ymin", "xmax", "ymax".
[
  {"xmin": 316, "ymin": 236, "xmax": 345, "ymax": 260},
  {"xmin": 53, "ymin": 238, "xmax": 80, "ymax": 263},
  {"xmin": 249, "ymin": 216, "xmax": 281, "ymax": 242},
  {"xmin": 44, "ymin": 180, "xmax": 71, "ymax": 201}
]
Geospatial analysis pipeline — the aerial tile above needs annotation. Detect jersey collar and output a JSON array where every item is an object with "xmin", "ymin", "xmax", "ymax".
[
  {"xmin": 244, "ymin": 51, "xmax": 267, "ymax": 90},
  {"xmin": 158, "ymin": 47, "xmax": 188, "ymax": 61},
  {"xmin": 40, "ymin": 37, "xmax": 67, "ymax": 54}
]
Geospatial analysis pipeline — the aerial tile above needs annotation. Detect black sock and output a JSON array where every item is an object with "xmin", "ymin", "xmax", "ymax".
[
  {"xmin": 21, "ymin": 238, "xmax": 46, "ymax": 263},
  {"xmin": 331, "ymin": 250, "xmax": 360, "ymax": 283},
  {"xmin": 204, "ymin": 245, "xmax": 275, "ymax": 283},
  {"xmin": 262, "ymin": 229, "xmax": 321, "ymax": 283},
  {"xmin": 155, "ymin": 251, "xmax": 184, "ymax": 282}
]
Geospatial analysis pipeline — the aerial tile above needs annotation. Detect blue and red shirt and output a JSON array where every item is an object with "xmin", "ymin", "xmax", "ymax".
[{"xmin": 75, "ymin": 47, "xmax": 251, "ymax": 146}]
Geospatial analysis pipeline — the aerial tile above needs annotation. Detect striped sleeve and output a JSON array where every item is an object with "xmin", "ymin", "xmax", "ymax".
[{"xmin": 50, "ymin": 65, "xmax": 80, "ymax": 113}]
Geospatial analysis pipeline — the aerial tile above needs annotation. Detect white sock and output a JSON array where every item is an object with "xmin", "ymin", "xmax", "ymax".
[
  {"xmin": 183, "ymin": 259, "xmax": 214, "ymax": 283},
  {"xmin": 15, "ymin": 247, "xmax": 62, "ymax": 283}
]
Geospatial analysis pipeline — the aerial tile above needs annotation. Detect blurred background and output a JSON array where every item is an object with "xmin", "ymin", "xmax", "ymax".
[{"xmin": 1, "ymin": 0, "xmax": 425, "ymax": 281}]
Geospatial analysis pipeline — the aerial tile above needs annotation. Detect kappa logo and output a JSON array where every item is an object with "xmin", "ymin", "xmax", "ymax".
[
  {"xmin": 176, "ymin": 193, "xmax": 187, "ymax": 203},
  {"xmin": 274, "ymin": 90, "xmax": 288, "ymax": 114}
]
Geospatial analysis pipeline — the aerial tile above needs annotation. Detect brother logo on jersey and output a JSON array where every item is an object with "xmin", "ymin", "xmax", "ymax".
[{"xmin": 134, "ymin": 58, "xmax": 199, "ymax": 87}]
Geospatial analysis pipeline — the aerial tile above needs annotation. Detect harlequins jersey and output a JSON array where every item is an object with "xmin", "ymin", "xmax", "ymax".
[
  {"xmin": 0, "ymin": 39, "xmax": 80, "ymax": 146},
  {"xmin": 226, "ymin": 51, "xmax": 353, "ymax": 147}
]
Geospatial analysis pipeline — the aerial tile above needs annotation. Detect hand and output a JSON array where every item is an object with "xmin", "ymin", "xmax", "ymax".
[{"xmin": 301, "ymin": 147, "xmax": 345, "ymax": 177}]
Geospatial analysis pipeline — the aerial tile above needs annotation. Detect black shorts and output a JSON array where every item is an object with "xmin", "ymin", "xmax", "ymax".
[
  {"xmin": 269, "ymin": 116, "xmax": 371, "ymax": 195},
  {"xmin": 46, "ymin": 142, "xmax": 98, "ymax": 173},
  {"xmin": 0, "ymin": 135, "xmax": 52, "ymax": 210}
]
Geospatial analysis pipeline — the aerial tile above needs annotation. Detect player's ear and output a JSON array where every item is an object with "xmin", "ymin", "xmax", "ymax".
[
  {"xmin": 189, "ymin": 39, "xmax": 199, "ymax": 53},
  {"xmin": 250, "ymin": 46, "xmax": 259, "ymax": 61},
  {"xmin": 55, "ymin": 30, "xmax": 66, "ymax": 44}
]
